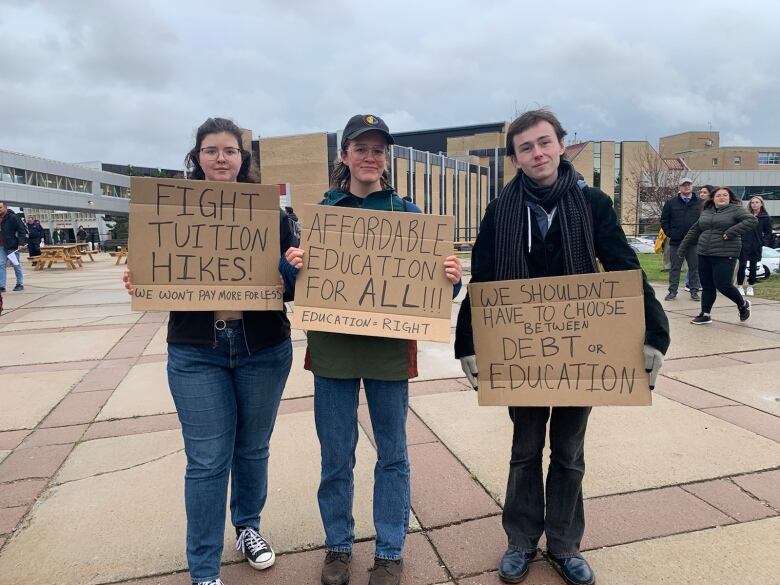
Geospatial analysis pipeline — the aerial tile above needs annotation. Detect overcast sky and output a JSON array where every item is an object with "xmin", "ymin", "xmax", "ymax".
[{"xmin": 1, "ymin": 0, "xmax": 778, "ymax": 170}]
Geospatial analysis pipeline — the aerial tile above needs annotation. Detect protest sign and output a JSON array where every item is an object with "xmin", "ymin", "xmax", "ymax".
[
  {"xmin": 128, "ymin": 177, "xmax": 283, "ymax": 311},
  {"xmin": 291, "ymin": 205, "xmax": 454, "ymax": 342},
  {"xmin": 470, "ymin": 270, "xmax": 650, "ymax": 406}
]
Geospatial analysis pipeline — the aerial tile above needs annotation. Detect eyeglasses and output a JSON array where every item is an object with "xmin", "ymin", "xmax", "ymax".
[
  {"xmin": 349, "ymin": 146, "xmax": 387, "ymax": 160},
  {"xmin": 199, "ymin": 147, "xmax": 242, "ymax": 159}
]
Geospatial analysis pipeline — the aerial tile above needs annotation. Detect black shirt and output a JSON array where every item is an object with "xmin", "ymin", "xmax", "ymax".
[{"xmin": 166, "ymin": 209, "xmax": 298, "ymax": 352}]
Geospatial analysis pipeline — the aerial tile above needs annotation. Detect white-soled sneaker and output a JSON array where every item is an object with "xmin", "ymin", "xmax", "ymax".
[
  {"xmin": 236, "ymin": 526, "xmax": 275, "ymax": 570},
  {"xmin": 746, "ymin": 286, "xmax": 754, "ymax": 296},
  {"xmin": 193, "ymin": 579, "xmax": 224, "ymax": 585},
  {"xmin": 737, "ymin": 286, "xmax": 745, "ymax": 295}
]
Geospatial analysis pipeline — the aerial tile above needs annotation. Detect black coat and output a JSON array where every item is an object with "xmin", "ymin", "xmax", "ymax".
[
  {"xmin": 740, "ymin": 211, "xmax": 773, "ymax": 260},
  {"xmin": 455, "ymin": 186, "xmax": 671, "ymax": 357},
  {"xmin": 0, "ymin": 210, "xmax": 27, "ymax": 251},
  {"xmin": 27, "ymin": 222, "xmax": 45, "ymax": 244},
  {"xmin": 660, "ymin": 194, "xmax": 702, "ymax": 245}
]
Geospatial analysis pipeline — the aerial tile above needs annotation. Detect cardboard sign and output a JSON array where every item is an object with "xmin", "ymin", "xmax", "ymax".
[
  {"xmin": 291, "ymin": 205, "xmax": 454, "ymax": 342},
  {"xmin": 128, "ymin": 177, "xmax": 283, "ymax": 311},
  {"xmin": 470, "ymin": 270, "xmax": 650, "ymax": 406}
]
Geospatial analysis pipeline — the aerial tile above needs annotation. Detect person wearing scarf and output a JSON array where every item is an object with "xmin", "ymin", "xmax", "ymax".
[{"xmin": 455, "ymin": 110, "xmax": 670, "ymax": 585}]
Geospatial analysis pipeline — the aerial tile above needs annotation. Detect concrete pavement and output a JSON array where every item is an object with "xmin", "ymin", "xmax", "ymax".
[{"xmin": 0, "ymin": 254, "xmax": 778, "ymax": 584}]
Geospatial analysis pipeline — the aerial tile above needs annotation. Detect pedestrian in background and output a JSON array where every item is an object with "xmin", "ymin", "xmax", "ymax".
[
  {"xmin": 737, "ymin": 195, "xmax": 773, "ymax": 296},
  {"xmin": 679, "ymin": 187, "xmax": 757, "ymax": 325}
]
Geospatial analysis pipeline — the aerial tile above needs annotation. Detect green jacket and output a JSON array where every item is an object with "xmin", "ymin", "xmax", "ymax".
[
  {"xmin": 678, "ymin": 204, "xmax": 757, "ymax": 258},
  {"xmin": 305, "ymin": 189, "xmax": 422, "ymax": 381}
]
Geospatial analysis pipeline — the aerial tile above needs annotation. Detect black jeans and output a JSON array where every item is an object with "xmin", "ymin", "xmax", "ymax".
[
  {"xmin": 503, "ymin": 406, "xmax": 591, "ymax": 557},
  {"xmin": 669, "ymin": 243, "xmax": 700, "ymax": 293},
  {"xmin": 699, "ymin": 255, "xmax": 745, "ymax": 313},
  {"xmin": 28, "ymin": 241, "xmax": 41, "ymax": 257},
  {"xmin": 737, "ymin": 255, "xmax": 760, "ymax": 286}
]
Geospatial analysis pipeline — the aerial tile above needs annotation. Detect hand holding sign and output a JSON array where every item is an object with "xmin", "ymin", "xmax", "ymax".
[
  {"xmin": 291, "ymin": 205, "xmax": 455, "ymax": 342},
  {"xmin": 128, "ymin": 178, "xmax": 284, "ymax": 311},
  {"xmin": 470, "ymin": 270, "xmax": 651, "ymax": 407}
]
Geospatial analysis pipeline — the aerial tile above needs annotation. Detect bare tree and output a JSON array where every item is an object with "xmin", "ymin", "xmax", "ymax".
[{"xmin": 626, "ymin": 145, "xmax": 698, "ymax": 232}]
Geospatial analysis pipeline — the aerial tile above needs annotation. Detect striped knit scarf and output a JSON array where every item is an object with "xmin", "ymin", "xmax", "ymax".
[{"xmin": 494, "ymin": 159, "xmax": 598, "ymax": 280}]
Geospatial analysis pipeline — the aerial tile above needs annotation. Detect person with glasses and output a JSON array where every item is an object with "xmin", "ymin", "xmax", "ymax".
[
  {"xmin": 124, "ymin": 117, "xmax": 296, "ymax": 585},
  {"xmin": 281, "ymin": 114, "xmax": 462, "ymax": 585}
]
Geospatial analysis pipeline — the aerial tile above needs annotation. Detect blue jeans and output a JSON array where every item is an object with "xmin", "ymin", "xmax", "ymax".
[
  {"xmin": 167, "ymin": 326, "xmax": 292, "ymax": 582},
  {"xmin": 503, "ymin": 406, "xmax": 591, "ymax": 557},
  {"xmin": 0, "ymin": 248, "xmax": 23, "ymax": 289},
  {"xmin": 314, "ymin": 376, "xmax": 410, "ymax": 560}
]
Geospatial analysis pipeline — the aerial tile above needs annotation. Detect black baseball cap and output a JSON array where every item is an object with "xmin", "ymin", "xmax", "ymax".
[{"xmin": 341, "ymin": 114, "xmax": 394, "ymax": 148}]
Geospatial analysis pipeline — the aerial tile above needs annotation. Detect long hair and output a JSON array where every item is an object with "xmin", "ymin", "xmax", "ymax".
[
  {"xmin": 329, "ymin": 143, "xmax": 393, "ymax": 193},
  {"xmin": 703, "ymin": 186, "xmax": 741, "ymax": 210},
  {"xmin": 748, "ymin": 195, "xmax": 768, "ymax": 216},
  {"xmin": 184, "ymin": 117, "xmax": 259, "ymax": 183}
]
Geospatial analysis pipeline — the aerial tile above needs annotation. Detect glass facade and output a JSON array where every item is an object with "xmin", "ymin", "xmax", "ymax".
[
  {"xmin": 733, "ymin": 185, "xmax": 780, "ymax": 201},
  {"xmin": 0, "ymin": 165, "xmax": 92, "ymax": 193},
  {"xmin": 0, "ymin": 164, "xmax": 129, "ymax": 198},
  {"xmin": 100, "ymin": 183, "xmax": 130, "ymax": 198}
]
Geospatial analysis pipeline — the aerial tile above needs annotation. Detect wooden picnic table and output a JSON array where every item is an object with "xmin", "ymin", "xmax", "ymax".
[
  {"xmin": 31, "ymin": 245, "xmax": 84, "ymax": 270},
  {"xmin": 75, "ymin": 243, "xmax": 98, "ymax": 261},
  {"xmin": 109, "ymin": 247, "xmax": 128, "ymax": 265}
]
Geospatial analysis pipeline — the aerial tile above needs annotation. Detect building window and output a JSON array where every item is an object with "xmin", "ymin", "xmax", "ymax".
[
  {"xmin": 712, "ymin": 158, "xmax": 719, "ymax": 167},
  {"xmin": 592, "ymin": 143, "xmax": 601, "ymax": 188},
  {"xmin": 758, "ymin": 151, "xmax": 780, "ymax": 165},
  {"xmin": 101, "ymin": 184, "xmax": 130, "ymax": 198},
  {"xmin": 734, "ymin": 156, "xmax": 741, "ymax": 165}
]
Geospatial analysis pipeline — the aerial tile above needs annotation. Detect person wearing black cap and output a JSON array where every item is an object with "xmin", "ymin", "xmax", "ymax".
[
  {"xmin": 660, "ymin": 177, "xmax": 701, "ymax": 301},
  {"xmin": 282, "ymin": 114, "xmax": 463, "ymax": 585}
]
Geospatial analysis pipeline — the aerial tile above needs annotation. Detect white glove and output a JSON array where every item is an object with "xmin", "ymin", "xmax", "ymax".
[
  {"xmin": 643, "ymin": 344, "xmax": 664, "ymax": 390},
  {"xmin": 460, "ymin": 355, "xmax": 478, "ymax": 391}
]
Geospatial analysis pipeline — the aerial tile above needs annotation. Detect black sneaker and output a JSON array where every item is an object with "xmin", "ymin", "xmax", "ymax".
[
  {"xmin": 192, "ymin": 580, "xmax": 224, "ymax": 585},
  {"xmin": 690, "ymin": 290, "xmax": 700, "ymax": 300},
  {"xmin": 690, "ymin": 314, "xmax": 712, "ymax": 325},
  {"xmin": 235, "ymin": 526, "xmax": 275, "ymax": 570},
  {"xmin": 13, "ymin": 284, "xmax": 24, "ymax": 291},
  {"xmin": 664, "ymin": 292, "xmax": 677, "ymax": 301},
  {"xmin": 739, "ymin": 299, "xmax": 751, "ymax": 322}
]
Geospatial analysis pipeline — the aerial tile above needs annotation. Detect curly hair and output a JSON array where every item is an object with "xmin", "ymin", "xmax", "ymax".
[{"xmin": 184, "ymin": 117, "xmax": 259, "ymax": 183}]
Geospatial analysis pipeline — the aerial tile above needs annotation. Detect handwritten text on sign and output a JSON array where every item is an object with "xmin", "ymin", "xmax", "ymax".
[
  {"xmin": 291, "ymin": 205, "xmax": 454, "ymax": 342},
  {"xmin": 128, "ymin": 177, "xmax": 283, "ymax": 311},
  {"xmin": 470, "ymin": 270, "xmax": 650, "ymax": 406}
]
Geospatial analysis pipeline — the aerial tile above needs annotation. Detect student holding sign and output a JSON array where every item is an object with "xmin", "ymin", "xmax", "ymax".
[
  {"xmin": 282, "ymin": 114, "xmax": 462, "ymax": 585},
  {"xmin": 454, "ymin": 110, "xmax": 670, "ymax": 585},
  {"xmin": 124, "ymin": 118, "xmax": 295, "ymax": 585}
]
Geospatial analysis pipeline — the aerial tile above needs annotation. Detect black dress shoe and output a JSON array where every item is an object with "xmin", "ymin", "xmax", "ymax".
[
  {"xmin": 545, "ymin": 553, "xmax": 595, "ymax": 585},
  {"xmin": 498, "ymin": 548, "xmax": 537, "ymax": 583}
]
